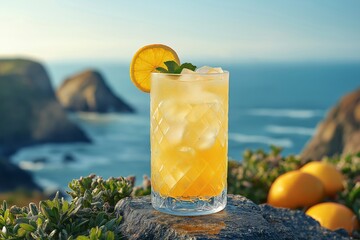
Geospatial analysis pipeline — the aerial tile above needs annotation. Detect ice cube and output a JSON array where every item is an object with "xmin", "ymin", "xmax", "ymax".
[
  {"xmin": 193, "ymin": 101, "xmax": 223, "ymax": 149},
  {"xmin": 190, "ymin": 92, "xmax": 222, "ymax": 107},
  {"xmin": 187, "ymin": 104, "xmax": 210, "ymax": 122},
  {"xmin": 179, "ymin": 146, "xmax": 195, "ymax": 156},
  {"xmin": 180, "ymin": 68, "xmax": 195, "ymax": 74},
  {"xmin": 160, "ymin": 100, "xmax": 191, "ymax": 122},
  {"xmin": 158, "ymin": 100, "xmax": 189, "ymax": 145},
  {"xmin": 196, "ymin": 66, "xmax": 212, "ymax": 73},
  {"xmin": 196, "ymin": 127, "xmax": 219, "ymax": 150},
  {"xmin": 196, "ymin": 66, "xmax": 223, "ymax": 73},
  {"xmin": 166, "ymin": 123, "xmax": 185, "ymax": 145},
  {"xmin": 209, "ymin": 67, "xmax": 223, "ymax": 73}
]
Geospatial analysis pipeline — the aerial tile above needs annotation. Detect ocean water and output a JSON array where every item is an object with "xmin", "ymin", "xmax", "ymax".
[{"xmin": 11, "ymin": 61, "xmax": 360, "ymax": 191}]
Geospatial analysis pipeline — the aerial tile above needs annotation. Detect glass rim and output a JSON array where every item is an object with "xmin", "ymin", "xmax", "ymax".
[{"xmin": 150, "ymin": 70, "xmax": 229, "ymax": 77}]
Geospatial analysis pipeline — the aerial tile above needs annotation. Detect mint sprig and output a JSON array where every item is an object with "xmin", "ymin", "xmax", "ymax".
[{"xmin": 156, "ymin": 61, "xmax": 196, "ymax": 74}]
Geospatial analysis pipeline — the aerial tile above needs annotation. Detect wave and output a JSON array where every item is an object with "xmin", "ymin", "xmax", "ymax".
[
  {"xmin": 265, "ymin": 125, "xmax": 314, "ymax": 136},
  {"xmin": 19, "ymin": 161, "xmax": 46, "ymax": 171},
  {"xmin": 71, "ymin": 112, "xmax": 148, "ymax": 125},
  {"xmin": 98, "ymin": 134, "xmax": 146, "ymax": 142},
  {"xmin": 11, "ymin": 143, "xmax": 89, "ymax": 165},
  {"xmin": 34, "ymin": 177, "xmax": 60, "ymax": 193},
  {"xmin": 229, "ymin": 133, "xmax": 293, "ymax": 147},
  {"xmin": 247, "ymin": 108, "xmax": 323, "ymax": 119}
]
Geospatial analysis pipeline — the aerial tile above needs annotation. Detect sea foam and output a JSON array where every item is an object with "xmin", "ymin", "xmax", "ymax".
[
  {"xmin": 247, "ymin": 108, "xmax": 323, "ymax": 119},
  {"xmin": 229, "ymin": 133, "xmax": 293, "ymax": 148}
]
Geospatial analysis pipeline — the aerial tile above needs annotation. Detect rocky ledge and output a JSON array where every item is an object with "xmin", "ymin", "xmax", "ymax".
[
  {"xmin": 115, "ymin": 195, "xmax": 349, "ymax": 240},
  {"xmin": 0, "ymin": 158, "xmax": 41, "ymax": 192}
]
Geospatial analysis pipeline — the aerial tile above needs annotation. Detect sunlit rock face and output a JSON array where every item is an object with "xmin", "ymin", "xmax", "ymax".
[
  {"xmin": 0, "ymin": 59, "xmax": 90, "ymax": 156},
  {"xmin": 302, "ymin": 88, "xmax": 360, "ymax": 161},
  {"xmin": 57, "ymin": 69, "xmax": 135, "ymax": 113}
]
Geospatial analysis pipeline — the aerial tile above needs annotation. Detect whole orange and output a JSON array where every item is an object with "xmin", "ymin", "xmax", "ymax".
[
  {"xmin": 268, "ymin": 170, "xmax": 324, "ymax": 209},
  {"xmin": 306, "ymin": 202, "xmax": 359, "ymax": 234},
  {"xmin": 300, "ymin": 161, "xmax": 344, "ymax": 196}
]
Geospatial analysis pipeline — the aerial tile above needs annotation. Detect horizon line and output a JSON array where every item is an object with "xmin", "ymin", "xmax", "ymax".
[{"xmin": 1, "ymin": 55, "xmax": 360, "ymax": 65}]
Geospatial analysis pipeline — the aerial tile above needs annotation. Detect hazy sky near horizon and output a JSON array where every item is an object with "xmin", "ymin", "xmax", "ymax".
[{"xmin": 0, "ymin": 0, "xmax": 360, "ymax": 62}]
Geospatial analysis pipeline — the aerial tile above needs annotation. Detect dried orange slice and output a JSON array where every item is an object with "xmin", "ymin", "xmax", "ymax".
[{"xmin": 130, "ymin": 44, "xmax": 180, "ymax": 92}]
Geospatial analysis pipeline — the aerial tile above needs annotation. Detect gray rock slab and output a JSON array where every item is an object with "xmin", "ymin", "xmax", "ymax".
[{"xmin": 115, "ymin": 194, "xmax": 349, "ymax": 240}]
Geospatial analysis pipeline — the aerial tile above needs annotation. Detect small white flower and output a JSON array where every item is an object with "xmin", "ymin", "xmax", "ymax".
[{"xmin": 2, "ymin": 226, "xmax": 6, "ymax": 234}]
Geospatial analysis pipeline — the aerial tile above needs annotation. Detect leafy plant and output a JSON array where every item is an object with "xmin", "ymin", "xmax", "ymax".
[
  {"xmin": 67, "ymin": 174, "xmax": 133, "ymax": 209},
  {"xmin": 1, "ymin": 148, "xmax": 359, "ymax": 239},
  {"xmin": 0, "ymin": 175, "xmax": 134, "ymax": 239},
  {"xmin": 325, "ymin": 153, "xmax": 360, "ymax": 229},
  {"xmin": 228, "ymin": 146, "xmax": 301, "ymax": 203},
  {"xmin": 131, "ymin": 176, "xmax": 151, "ymax": 197},
  {"xmin": 156, "ymin": 61, "xmax": 196, "ymax": 74}
]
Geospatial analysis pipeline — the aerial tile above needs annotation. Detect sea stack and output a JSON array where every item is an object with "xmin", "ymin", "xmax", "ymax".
[{"xmin": 57, "ymin": 69, "xmax": 135, "ymax": 113}]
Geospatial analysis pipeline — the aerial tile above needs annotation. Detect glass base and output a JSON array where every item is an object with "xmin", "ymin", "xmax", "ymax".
[{"xmin": 151, "ymin": 188, "xmax": 227, "ymax": 216}]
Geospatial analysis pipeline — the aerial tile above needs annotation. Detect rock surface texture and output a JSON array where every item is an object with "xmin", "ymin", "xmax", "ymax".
[
  {"xmin": 115, "ymin": 195, "xmax": 349, "ymax": 240},
  {"xmin": 57, "ymin": 69, "xmax": 134, "ymax": 113},
  {"xmin": 0, "ymin": 59, "xmax": 90, "ymax": 155},
  {"xmin": 302, "ymin": 88, "xmax": 360, "ymax": 160}
]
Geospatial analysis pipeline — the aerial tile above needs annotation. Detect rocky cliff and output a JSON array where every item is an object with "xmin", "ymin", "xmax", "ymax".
[
  {"xmin": 302, "ymin": 88, "xmax": 360, "ymax": 160},
  {"xmin": 0, "ymin": 158, "xmax": 41, "ymax": 192},
  {"xmin": 57, "ymin": 69, "xmax": 134, "ymax": 113},
  {"xmin": 0, "ymin": 59, "xmax": 90, "ymax": 155}
]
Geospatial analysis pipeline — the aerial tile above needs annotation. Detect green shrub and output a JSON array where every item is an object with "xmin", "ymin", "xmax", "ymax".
[
  {"xmin": 0, "ymin": 175, "xmax": 135, "ymax": 239},
  {"xmin": 0, "ymin": 147, "xmax": 359, "ymax": 239},
  {"xmin": 228, "ymin": 146, "xmax": 301, "ymax": 203}
]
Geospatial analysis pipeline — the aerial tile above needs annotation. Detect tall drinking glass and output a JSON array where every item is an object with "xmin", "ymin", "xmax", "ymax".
[{"xmin": 150, "ymin": 71, "xmax": 229, "ymax": 216}]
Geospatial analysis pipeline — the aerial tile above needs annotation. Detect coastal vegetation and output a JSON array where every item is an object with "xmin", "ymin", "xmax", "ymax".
[{"xmin": 1, "ymin": 147, "xmax": 359, "ymax": 239}]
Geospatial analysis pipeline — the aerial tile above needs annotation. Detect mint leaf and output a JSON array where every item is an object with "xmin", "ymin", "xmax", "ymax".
[
  {"xmin": 155, "ymin": 67, "xmax": 168, "ymax": 73},
  {"xmin": 164, "ymin": 61, "xmax": 180, "ymax": 73},
  {"xmin": 156, "ymin": 61, "xmax": 197, "ymax": 74}
]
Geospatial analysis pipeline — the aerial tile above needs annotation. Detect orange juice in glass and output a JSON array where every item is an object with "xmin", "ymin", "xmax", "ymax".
[{"xmin": 150, "ymin": 70, "xmax": 229, "ymax": 215}]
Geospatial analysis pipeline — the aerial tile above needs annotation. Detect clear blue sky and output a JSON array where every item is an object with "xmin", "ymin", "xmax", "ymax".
[{"xmin": 0, "ymin": 0, "xmax": 359, "ymax": 62}]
